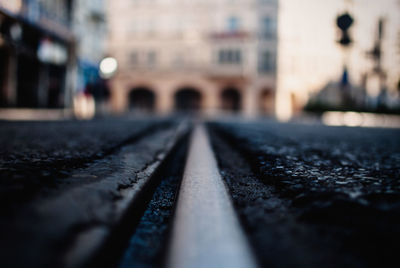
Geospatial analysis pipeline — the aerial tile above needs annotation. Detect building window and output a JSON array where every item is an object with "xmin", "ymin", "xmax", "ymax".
[
  {"xmin": 218, "ymin": 50, "xmax": 226, "ymax": 64},
  {"xmin": 173, "ymin": 53, "xmax": 184, "ymax": 67},
  {"xmin": 147, "ymin": 51, "xmax": 157, "ymax": 66},
  {"xmin": 258, "ymin": 50, "xmax": 274, "ymax": 73},
  {"xmin": 227, "ymin": 16, "xmax": 240, "ymax": 32},
  {"xmin": 130, "ymin": 52, "xmax": 138, "ymax": 66},
  {"xmin": 233, "ymin": 50, "xmax": 241, "ymax": 63},
  {"xmin": 260, "ymin": 16, "xmax": 275, "ymax": 39},
  {"xmin": 218, "ymin": 49, "xmax": 242, "ymax": 64}
]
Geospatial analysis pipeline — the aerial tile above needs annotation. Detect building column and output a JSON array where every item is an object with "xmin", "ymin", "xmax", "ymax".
[
  {"xmin": 110, "ymin": 79, "xmax": 128, "ymax": 113},
  {"xmin": 203, "ymin": 83, "xmax": 219, "ymax": 115},
  {"xmin": 156, "ymin": 84, "xmax": 173, "ymax": 115},
  {"xmin": 243, "ymin": 84, "xmax": 258, "ymax": 117}
]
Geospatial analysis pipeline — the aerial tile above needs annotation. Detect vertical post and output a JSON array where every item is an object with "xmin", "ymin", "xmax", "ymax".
[
  {"xmin": 6, "ymin": 48, "xmax": 17, "ymax": 106},
  {"xmin": 37, "ymin": 63, "xmax": 48, "ymax": 107},
  {"xmin": 64, "ymin": 41, "xmax": 77, "ymax": 111}
]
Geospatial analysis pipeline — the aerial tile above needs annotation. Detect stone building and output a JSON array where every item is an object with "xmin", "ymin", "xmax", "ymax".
[{"xmin": 107, "ymin": 0, "xmax": 278, "ymax": 116}]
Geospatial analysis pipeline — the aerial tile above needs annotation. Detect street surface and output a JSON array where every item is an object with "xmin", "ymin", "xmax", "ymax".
[
  {"xmin": 209, "ymin": 120, "xmax": 400, "ymax": 267},
  {"xmin": 0, "ymin": 118, "xmax": 399, "ymax": 268}
]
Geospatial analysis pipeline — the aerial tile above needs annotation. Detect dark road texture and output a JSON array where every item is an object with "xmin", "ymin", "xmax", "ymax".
[
  {"xmin": 0, "ymin": 118, "xmax": 188, "ymax": 268},
  {"xmin": 1, "ymin": 118, "xmax": 399, "ymax": 268},
  {"xmin": 118, "ymin": 134, "xmax": 188, "ymax": 268},
  {"xmin": 0, "ymin": 119, "xmax": 168, "ymax": 206},
  {"xmin": 209, "ymin": 120, "xmax": 400, "ymax": 268}
]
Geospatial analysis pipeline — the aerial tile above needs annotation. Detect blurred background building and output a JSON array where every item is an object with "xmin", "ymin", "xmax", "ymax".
[
  {"xmin": 0, "ymin": 0, "xmax": 74, "ymax": 109},
  {"xmin": 0, "ymin": 0, "xmax": 107, "ymax": 117},
  {"xmin": 0, "ymin": 0, "xmax": 399, "ymax": 121},
  {"xmin": 107, "ymin": 0, "xmax": 278, "ymax": 116},
  {"xmin": 277, "ymin": 0, "xmax": 400, "ymax": 120},
  {"xmin": 72, "ymin": 0, "xmax": 108, "ymax": 117}
]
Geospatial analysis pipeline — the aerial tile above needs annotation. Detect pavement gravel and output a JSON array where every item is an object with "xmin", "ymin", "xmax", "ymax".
[
  {"xmin": 0, "ymin": 118, "xmax": 171, "ymax": 207},
  {"xmin": 1, "ymin": 117, "xmax": 399, "ymax": 268},
  {"xmin": 209, "ymin": 119, "xmax": 400, "ymax": 267},
  {"xmin": 0, "ymin": 118, "xmax": 186, "ymax": 268}
]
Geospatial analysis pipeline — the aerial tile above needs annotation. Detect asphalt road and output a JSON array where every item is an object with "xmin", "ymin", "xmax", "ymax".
[
  {"xmin": 0, "ymin": 117, "xmax": 399, "ymax": 268},
  {"xmin": 209, "ymin": 119, "xmax": 400, "ymax": 268},
  {"xmin": 0, "ymin": 118, "xmax": 188, "ymax": 268},
  {"xmin": 0, "ymin": 118, "xmax": 170, "ymax": 207}
]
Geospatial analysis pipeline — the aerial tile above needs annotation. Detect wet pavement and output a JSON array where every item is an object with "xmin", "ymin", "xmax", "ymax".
[{"xmin": 0, "ymin": 117, "xmax": 399, "ymax": 267}]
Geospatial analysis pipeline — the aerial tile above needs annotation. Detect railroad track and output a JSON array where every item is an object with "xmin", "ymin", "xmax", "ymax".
[
  {"xmin": 1, "ymin": 121, "xmax": 258, "ymax": 268},
  {"xmin": 166, "ymin": 125, "xmax": 256, "ymax": 268},
  {"xmin": 0, "ymin": 119, "xmax": 399, "ymax": 268}
]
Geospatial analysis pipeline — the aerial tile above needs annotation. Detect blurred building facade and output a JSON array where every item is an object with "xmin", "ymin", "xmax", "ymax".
[
  {"xmin": 0, "ymin": 0, "xmax": 108, "ymax": 113},
  {"xmin": 72, "ymin": 0, "xmax": 108, "ymax": 118},
  {"xmin": 72, "ymin": 0, "xmax": 107, "ymax": 96},
  {"xmin": 0, "ymin": 0, "xmax": 74, "ymax": 109},
  {"xmin": 107, "ymin": 0, "xmax": 278, "ymax": 116}
]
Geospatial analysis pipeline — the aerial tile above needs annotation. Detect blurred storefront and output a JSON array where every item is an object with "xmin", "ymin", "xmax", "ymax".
[{"xmin": 0, "ymin": 0, "xmax": 75, "ymax": 109}]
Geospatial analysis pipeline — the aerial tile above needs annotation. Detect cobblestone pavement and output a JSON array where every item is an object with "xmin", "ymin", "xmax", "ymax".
[{"xmin": 0, "ymin": 118, "xmax": 399, "ymax": 268}]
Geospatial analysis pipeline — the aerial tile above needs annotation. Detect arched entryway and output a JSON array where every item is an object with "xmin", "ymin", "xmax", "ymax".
[
  {"xmin": 129, "ymin": 87, "xmax": 155, "ymax": 112},
  {"xmin": 220, "ymin": 87, "xmax": 241, "ymax": 112},
  {"xmin": 174, "ymin": 87, "xmax": 202, "ymax": 112},
  {"xmin": 259, "ymin": 88, "xmax": 274, "ymax": 114}
]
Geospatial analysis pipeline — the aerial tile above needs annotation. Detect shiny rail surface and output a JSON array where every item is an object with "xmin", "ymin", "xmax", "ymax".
[{"xmin": 167, "ymin": 124, "xmax": 257, "ymax": 268}]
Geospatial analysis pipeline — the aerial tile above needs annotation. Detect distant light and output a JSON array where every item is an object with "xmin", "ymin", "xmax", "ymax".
[
  {"xmin": 322, "ymin": 111, "xmax": 400, "ymax": 128},
  {"xmin": 0, "ymin": 0, "xmax": 23, "ymax": 14},
  {"xmin": 99, "ymin": 57, "xmax": 118, "ymax": 78},
  {"xmin": 322, "ymin": 111, "xmax": 364, "ymax": 127},
  {"xmin": 73, "ymin": 93, "xmax": 95, "ymax": 120},
  {"xmin": 10, "ymin": 23, "xmax": 22, "ymax": 41},
  {"xmin": 37, "ymin": 38, "xmax": 68, "ymax": 65},
  {"xmin": 343, "ymin": 112, "xmax": 363, "ymax": 127}
]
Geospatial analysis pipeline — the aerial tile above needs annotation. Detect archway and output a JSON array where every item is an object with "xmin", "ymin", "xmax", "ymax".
[
  {"xmin": 259, "ymin": 88, "xmax": 274, "ymax": 114},
  {"xmin": 129, "ymin": 87, "xmax": 155, "ymax": 112},
  {"xmin": 221, "ymin": 87, "xmax": 241, "ymax": 112},
  {"xmin": 174, "ymin": 87, "xmax": 202, "ymax": 112}
]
